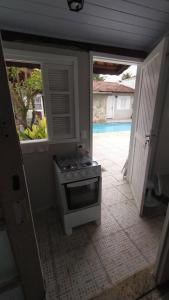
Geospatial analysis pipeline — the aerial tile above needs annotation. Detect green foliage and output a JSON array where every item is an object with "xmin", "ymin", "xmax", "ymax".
[
  {"xmin": 7, "ymin": 67, "xmax": 42, "ymax": 98},
  {"xmin": 24, "ymin": 69, "xmax": 42, "ymax": 96},
  {"xmin": 7, "ymin": 66, "xmax": 43, "ymax": 129},
  {"xmin": 121, "ymin": 72, "xmax": 132, "ymax": 80},
  {"xmin": 93, "ymin": 74, "xmax": 105, "ymax": 81},
  {"xmin": 19, "ymin": 117, "xmax": 47, "ymax": 140}
]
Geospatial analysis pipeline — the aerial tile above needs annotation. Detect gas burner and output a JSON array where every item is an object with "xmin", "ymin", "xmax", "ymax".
[
  {"xmin": 54, "ymin": 153, "xmax": 98, "ymax": 172},
  {"xmin": 62, "ymin": 163, "xmax": 78, "ymax": 171}
]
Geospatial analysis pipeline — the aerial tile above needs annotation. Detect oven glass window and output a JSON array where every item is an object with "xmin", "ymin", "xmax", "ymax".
[{"xmin": 66, "ymin": 179, "xmax": 99, "ymax": 210}]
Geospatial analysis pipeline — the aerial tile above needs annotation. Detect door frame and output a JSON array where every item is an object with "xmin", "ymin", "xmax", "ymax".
[
  {"xmin": 90, "ymin": 42, "xmax": 169, "ymax": 286},
  {"xmin": 89, "ymin": 51, "xmax": 142, "ymax": 157},
  {"xmin": 126, "ymin": 65, "xmax": 141, "ymax": 183},
  {"xmin": 0, "ymin": 35, "xmax": 45, "ymax": 299}
]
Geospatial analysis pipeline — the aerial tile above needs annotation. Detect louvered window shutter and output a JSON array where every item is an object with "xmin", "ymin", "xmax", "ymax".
[{"xmin": 42, "ymin": 60, "xmax": 79, "ymax": 142}]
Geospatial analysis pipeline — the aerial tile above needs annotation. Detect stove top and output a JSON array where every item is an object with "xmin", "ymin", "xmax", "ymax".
[{"xmin": 54, "ymin": 154, "xmax": 98, "ymax": 172}]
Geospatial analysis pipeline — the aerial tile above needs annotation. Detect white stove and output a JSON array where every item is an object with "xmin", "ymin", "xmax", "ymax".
[
  {"xmin": 53, "ymin": 153, "xmax": 102, "ymax": 235},
  {"xmin": 55, "ymin": 155, "xmax": 101, "ymax": 183}
]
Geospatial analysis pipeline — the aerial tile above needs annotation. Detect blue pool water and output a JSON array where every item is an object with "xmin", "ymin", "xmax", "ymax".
[{"xmin": 93, "ymin": 122, "xmax": 131, "ymax": 133}]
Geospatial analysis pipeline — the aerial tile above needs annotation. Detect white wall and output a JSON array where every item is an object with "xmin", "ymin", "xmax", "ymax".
[
  {"xmin": 4, "ymin": 41, "xmax": 90, "ymax": 211},
  {"xmin": 93, "ymin": 93, "xmax": 133, "ymax": 122},
  {"xmin": 120, "ymin": 77, "xmax": 136, "ymax": 89},
  {"xmin": 113, "ymin": 94, "xmax": 133, "ymax": 120}
]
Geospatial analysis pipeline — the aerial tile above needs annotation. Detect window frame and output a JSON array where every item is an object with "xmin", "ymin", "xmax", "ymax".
[{"xmin": 4, "ymin": 48, "xmax": 80, "ymax": 152}]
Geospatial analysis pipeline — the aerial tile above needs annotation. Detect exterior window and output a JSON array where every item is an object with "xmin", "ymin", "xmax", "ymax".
[
  {"xmin": 6, "ymin": 62, "xmax": 47, "ymax": 141},
  {"xmin": 5, "ymin": 53, "xmax": 79, "ymax": 144}
]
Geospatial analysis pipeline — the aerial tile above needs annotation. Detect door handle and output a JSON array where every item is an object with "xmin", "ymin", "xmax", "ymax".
[
  {"xmin": 145, "ymin": 134, "xmax": 157, "ymax": 138},
  {"xmin": 145, "ymin": 139, "xmax": 150, "ymax": 147},
  {"xmin": 145, "ymin": 135, "xmax": 150, "ymax": 147},
  {"xmin": 145, "ymin": 133, "xmax": 157, "ymax": 147}
]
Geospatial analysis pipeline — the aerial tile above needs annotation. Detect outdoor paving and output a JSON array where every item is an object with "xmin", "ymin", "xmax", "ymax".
[{"xmin": 35, "ymin": 131, "xmax": 164, "ymax": 300}]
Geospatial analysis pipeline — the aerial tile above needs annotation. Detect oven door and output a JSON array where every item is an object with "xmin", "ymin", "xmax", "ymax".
[{"xmin": 66, "ymin": 178, "xmax": 99, "ymax": 210}]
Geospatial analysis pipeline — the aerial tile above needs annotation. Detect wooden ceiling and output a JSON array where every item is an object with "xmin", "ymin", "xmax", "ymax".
[
  {"xmin": 93, "ymin": 61, "xmax": 128, "ymax": 75},
  {"xmin": 0, "ymin": 0, "xmax": 169, "ymax": 52}
]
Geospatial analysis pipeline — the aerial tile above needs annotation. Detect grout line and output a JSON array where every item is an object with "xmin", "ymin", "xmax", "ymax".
[
  {"xmin": 84, "ymin": 227, "xmax": 113, "ymax": 286},
  {"xmin": 108, "ymin": 209, "xmax": 152, "ymax": 265},
  {"xmin": 123, "ymin": 227, "xmax": 153, "ymax": 265}
]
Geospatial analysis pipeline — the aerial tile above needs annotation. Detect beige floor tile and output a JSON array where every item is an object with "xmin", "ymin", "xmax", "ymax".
[
  {"xmin": 108, "ymin": 200, "xmax": 142, "ymax": 229},
  {"xmin": 102, "ymin": 175, "xmax": 119, "ymax": 188},
  {"xmin": 86, "ymin": 207, "xmax": 122, "ymax": 241},
  {"xmin": 95, "ymin": 230, "xmax": 149, "ymax": 285},
  {"xmin": 102, "ymin": 186, "xmax": 128, "ymax": 207},
  {"xmin": 115, "ymin": 183, "xmax": 133, "ymax": 200},
  {"xmin": 125, "ymin": 217, "xmax": 164, "ymax": 263}
]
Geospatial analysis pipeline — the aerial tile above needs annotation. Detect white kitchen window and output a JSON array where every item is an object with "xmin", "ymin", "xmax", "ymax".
[{"xmin": 5, "ymin": 49, "xmax": 79, "ymax": 145}]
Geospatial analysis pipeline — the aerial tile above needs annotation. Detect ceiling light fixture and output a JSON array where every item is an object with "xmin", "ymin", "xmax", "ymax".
[{"xmin": 67, "ymin": 0, "xmax": 84, "ymax": 12}]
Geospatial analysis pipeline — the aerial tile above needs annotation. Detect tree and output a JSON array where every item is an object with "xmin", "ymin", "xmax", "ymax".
[
  {"xmin": 93, "ymin": 74, "xmax": 105, "ymax": 81},
  {"xmin": 7, "ymin": 67, "xmax": 42, "ymax": 130},
  {"xmin": 121, "ymin": 72, "xmax": 132, "ymax": 80}
]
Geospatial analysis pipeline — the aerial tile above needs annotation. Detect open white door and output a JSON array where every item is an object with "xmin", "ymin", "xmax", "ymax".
[
  {"xmin": 0, "ymin": 35, "xmax": 45, "ymax": 299},
  {"xmin": 129, "ymin": 38, "xmax": 168, "ymax": 215}
]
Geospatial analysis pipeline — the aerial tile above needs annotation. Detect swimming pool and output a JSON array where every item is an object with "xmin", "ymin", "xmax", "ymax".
[{"xmin": 93, "ymin": 122, "xmax": 131, "ymax": 133}]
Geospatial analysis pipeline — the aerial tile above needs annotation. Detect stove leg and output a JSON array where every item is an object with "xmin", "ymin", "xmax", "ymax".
[
  {"xmin": 95, "ymin": 219, "xmax": 101, "ymax": 226},
  {"xmin": 65, "ymin": 226, "xmax": 72, "ymax": 236}
]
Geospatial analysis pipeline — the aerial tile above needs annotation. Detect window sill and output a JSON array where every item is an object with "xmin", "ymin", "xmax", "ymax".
[{"xmin": 20, "ymin": 139, "xmax": 49, "ymax": 154}]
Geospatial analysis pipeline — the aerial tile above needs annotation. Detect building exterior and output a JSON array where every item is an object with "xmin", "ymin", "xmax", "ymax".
[
  {"xmin": 27, "ymin": 94, "xmax": 44, "ymax": 124},
  {"xmin": 119, "ymin": 76, "xmax": 136, "ymax": 89},
  {"xmin": 93, "ymin": 80, "xmax": 135, "ymax": 123}
]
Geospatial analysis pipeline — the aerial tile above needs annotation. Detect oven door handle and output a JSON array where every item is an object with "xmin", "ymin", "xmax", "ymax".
[{"xmin": 67, "ymin": 178, "xmax": 98, "ymax": 188}]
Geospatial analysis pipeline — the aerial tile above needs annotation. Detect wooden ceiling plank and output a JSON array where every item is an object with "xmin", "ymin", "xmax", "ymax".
[
  {"xmin": 86, "ymin": 0, "xmax": 169, "ymax": 23},
  {"xmin": 0, "ymin": 5, "xmax": 155, "ymax": 47},
  {"xmin": 23, "ymin": 0, "xmax": 164, "ymax": 38},
  {"xmin": 93, "ymin": 63, "xmax": 128, "ymax": 75},
  {"xmin": 1, "ymin": 0, "xmax": 168, "ymax": 32},
  {"xmin": 32, "ymin": 0, "xmax": 169, "ymax": 16},
  {"xmin": 122, "ymin": 0, "xmax": 169, "ymax": 13},
  {"xmin": 1, "ymin": 0, "xmax": 168, "ymax": 52}
]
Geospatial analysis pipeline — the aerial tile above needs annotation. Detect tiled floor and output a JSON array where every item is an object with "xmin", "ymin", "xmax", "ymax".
[{"xmin": 35, "ymin": 131, "xmax": 164, "ymax": 300}]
